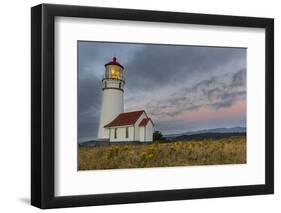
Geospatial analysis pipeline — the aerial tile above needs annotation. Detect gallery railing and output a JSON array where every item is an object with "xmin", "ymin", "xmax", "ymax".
[{"xmin": 103, "ymin": 74, "xmax": 125, "ymax": 82}]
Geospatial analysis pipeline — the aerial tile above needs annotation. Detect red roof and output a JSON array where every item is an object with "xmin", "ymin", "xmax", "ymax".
[
  {"xmin": 139, "ymin": 118, "xmax": 153, "ymax": 127},
  {"xmin": 104, "ymin": 110, "xmax": 145, "ymax": 128},
  {"xmin": 104, "ymin": 57, "xmax": 124, "ymax": 69}
]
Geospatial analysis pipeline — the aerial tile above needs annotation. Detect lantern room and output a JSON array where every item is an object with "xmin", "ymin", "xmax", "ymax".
[{"xmin": 104, "ymin": 57, "xmax": 124, "ymax": 81}]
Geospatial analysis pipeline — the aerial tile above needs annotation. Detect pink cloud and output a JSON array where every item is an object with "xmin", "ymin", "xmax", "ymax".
[{"xmin": 160, "ymin": 99, "xmax": 246, "ymax": 122}]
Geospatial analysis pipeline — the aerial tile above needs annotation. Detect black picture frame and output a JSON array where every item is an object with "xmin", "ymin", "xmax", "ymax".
[{"xmin": 31, "ymin": 3, "xmax": 274, "ymax": 209}]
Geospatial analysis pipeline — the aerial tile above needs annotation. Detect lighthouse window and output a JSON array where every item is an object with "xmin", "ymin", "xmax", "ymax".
[
  {"xmin": 125, "ymin": 127, "xmax": 129, "ymax": 138},
  {"xmin": 114, "ymin": 128, "xmax": 117, "ymax": 139},
  {"xmin": 112, "ymin": 70, "xmax": 120, "ymax": 79},
  {"xmin": 108, "ymin": 65, "xmax": 121, "ymax": 80}
]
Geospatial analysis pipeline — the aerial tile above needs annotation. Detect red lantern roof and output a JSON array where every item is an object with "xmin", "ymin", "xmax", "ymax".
[{"xmin": 104, "ymin": 57, "xmax": 124, "ymax": 69}]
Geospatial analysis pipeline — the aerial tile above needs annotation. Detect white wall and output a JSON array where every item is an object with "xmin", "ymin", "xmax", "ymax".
[
  {"xmin": 145, "ymin": 121, "xmax": 154, "ymax": 142},
  {"xmin": 97, "ymin": 86, "xmax": 124, "ymax": 139},
  {"xmin": 134, "ymin": 112, "xmax": 147, "ymax": 141},
  {"xmin": 139, "ymin": 121, "xmax": 154, "ymax": 142},
  {"xmin": 109, "ymin": 126, "xmax": 134, "ymax": 142},
  {"xmin": 0, "ymin": 0, "xmax": 280, "ymax": 213},
  {"xmin": 139, "ymin": 126, "xmax": 145, "ymax": 142}
]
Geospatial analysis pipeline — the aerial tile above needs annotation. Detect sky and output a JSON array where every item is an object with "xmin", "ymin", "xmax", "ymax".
[{"xmin": 78, "ymin": 41, "xmax": 246, "ymax": 142}]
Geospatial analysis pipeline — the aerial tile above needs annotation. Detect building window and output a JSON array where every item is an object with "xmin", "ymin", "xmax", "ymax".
[
  {"xmin": 125, "ymin": 127, "xmax": 129, "ymax": 138},
  {"xmin": 114, "ymin": 128, "xmax": 117, "ymax": 139}
]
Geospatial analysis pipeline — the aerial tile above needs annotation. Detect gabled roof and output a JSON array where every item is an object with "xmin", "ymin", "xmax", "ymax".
[
  {"xmin": 104, "ymin": 110, "xmax": 145, "ymax": 128},
  {"xmin": 139, "ymin": 118, "xmax": 154, "ymax": 127}
]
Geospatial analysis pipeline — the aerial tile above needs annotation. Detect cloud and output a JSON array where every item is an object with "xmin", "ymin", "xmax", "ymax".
[
  {"xmin": 231, "ymin": 68, "xmax": 246, "ymax": 87},
  {"xmin": 78, "ymin": 74, "xmax": 101, "ymax": 141},
  {"xmin": 145, "ymin": 68, "xmax": 246, "ymax": 120},
  {"xmin": 78, "ymin": 41, "xmax": 144, "ymax": 79},
  {"xmin": 124, "ymin": 45, "xmax": 246, "ymax": 92}
]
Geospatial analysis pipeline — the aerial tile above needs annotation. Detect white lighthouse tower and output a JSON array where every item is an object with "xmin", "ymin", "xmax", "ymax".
[{"xmin": 97, "ymin": 57, "xmax": 125, "ymax": 140}]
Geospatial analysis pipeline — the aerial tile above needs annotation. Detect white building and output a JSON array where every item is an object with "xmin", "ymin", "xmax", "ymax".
[
  {"xmin": 104, "ymin": 110, "xmax": 154, "ymax": 142},
  {"xmin": 97, "ymin": 57, "xmax": 154, "ymax": 142}
]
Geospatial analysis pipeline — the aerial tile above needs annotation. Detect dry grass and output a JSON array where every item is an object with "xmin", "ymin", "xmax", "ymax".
[{"xmin": 78, "ymin": 136, "xmax": 246, "ymax": 170}]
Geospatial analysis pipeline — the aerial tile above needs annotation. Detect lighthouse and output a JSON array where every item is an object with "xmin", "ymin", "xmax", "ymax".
[
  {"xmin": 97, "ymin": 57, "xmax": 154, "ymax": 142},
  {"xmin": 97, "ymin": 57, "xmax": 125, "ymax": 140}
]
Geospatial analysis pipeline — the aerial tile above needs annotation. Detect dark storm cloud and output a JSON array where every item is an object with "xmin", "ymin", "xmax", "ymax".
[
  {"xmin": 124, "ymin": 45, "xmax": 245, "ymax": 92},
  {"xmin": 231, "ymin": 68, "xmax": 246, "ymax": 87},
  {"xmin": 78, "ymin": 71, "xmax": 101, "ymax": 141},
  {"xmin": 78, "ymin": 41, "xmax": 144, "ymax": 79}
]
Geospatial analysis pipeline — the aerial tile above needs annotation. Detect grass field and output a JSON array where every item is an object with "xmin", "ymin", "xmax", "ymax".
[{"xmin": 78, "ymin": 136, "xmax": 246, "ymax": 170}]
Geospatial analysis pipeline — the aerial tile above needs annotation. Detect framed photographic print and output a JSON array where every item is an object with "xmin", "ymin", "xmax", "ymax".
[{"xmin": 31, "ymin": 3, "xmax": 274, "ymax": 209}]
